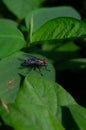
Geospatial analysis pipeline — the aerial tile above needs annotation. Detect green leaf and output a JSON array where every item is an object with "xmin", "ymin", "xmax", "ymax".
[
  {"xmin": 0, "ymin": 76, "xmax": 65, "ymax": 130},
  {"xmin": 0, "ymin": 52, "xmax": 23, "ymax": 103},
  {"xmin": 56, "ymin": 58, "xmax": 86, "ymax": 71},
  {"xmin": 42, "ymin": 41, "xmax": 80, "ymax": 63},
  {"xmin": 32, "ymin": 17, "xmax": 86, "ymax": 43},
  {"xmin": 54, "ymin": 82, "xmax": 77, "ymax": 122},
  {"xmin": 0, "ymin": 19, "xmax": 18, "ymax": 27},
  {"xmin": 42, "ymin": 41, "xmax": 79, "ymax": 52},
  {"xmin": 25, "ymin": 6, "xmax": 81, "ymax": 32},
  {"xmin": 3, "ymin": 0, "xmax": 44, "ymax": 19},
  {"xmin": 0, "ymin": 20, "xmax": 25, "ymax": 58},
  {"xmin": 68, "ymin": 104, "xmax": 86, "ymax": 130},
  {"xmin": 0, "ymin": 52, "xmax": 55, "ymax": 103},
  {"xmin": 56, "ymin": 42, "xmax": 79, "ymax": 52}
]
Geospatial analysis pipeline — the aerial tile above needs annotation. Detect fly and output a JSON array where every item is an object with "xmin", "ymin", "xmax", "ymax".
[{"xmin": 21, "ymin": 56, "xmax": 49, "ymax": 76}]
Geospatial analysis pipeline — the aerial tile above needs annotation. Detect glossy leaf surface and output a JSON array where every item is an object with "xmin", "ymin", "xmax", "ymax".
[
  {"xmin": 32, "ymin": 17, "xmax": 86, "ymax": 43},
  {"xmin": 26, "ymin": 6, "xmax": 81, "ymax": 32}
]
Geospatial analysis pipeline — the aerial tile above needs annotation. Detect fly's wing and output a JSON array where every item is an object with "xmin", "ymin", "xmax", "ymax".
[
  {"xmin": 22, "ymin": 58, "xmax": 38, "ymax": 66},
  {"xmin": 18, "ymin": 53, "xmax": 45, "ymax": 66},
  {"xmin": 23, "ymin": 54, "xmax": 44, "ymax": 64}
]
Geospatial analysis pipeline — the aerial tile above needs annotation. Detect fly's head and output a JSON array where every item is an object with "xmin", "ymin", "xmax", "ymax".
[{"xmin": 43, "ymin": 59, "xmax": 47, "ymax": 65}]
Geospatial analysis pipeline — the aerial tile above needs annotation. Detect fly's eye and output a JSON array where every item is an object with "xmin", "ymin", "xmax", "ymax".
[{"xmin": 43, "ymin": 59, "xmax": 47, "ymax": 64}]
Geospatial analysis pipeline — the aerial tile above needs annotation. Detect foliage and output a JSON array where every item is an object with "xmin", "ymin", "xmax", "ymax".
[{"xmin": 0, "ymin": 0, "xmax": 86, "ymax": 130}]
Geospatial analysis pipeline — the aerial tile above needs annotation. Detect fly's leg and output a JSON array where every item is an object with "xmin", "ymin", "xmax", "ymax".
[
  {"xmin": 33, "ymin": 66, "xmax": 36, "ymax": 70},
  {"xmin": 32, "ymin": 66, "xmax": 43, "ymax": 76},
  {"xmin": 37, "ymin": 67, "xmax": 43, "ymax": 76}
]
